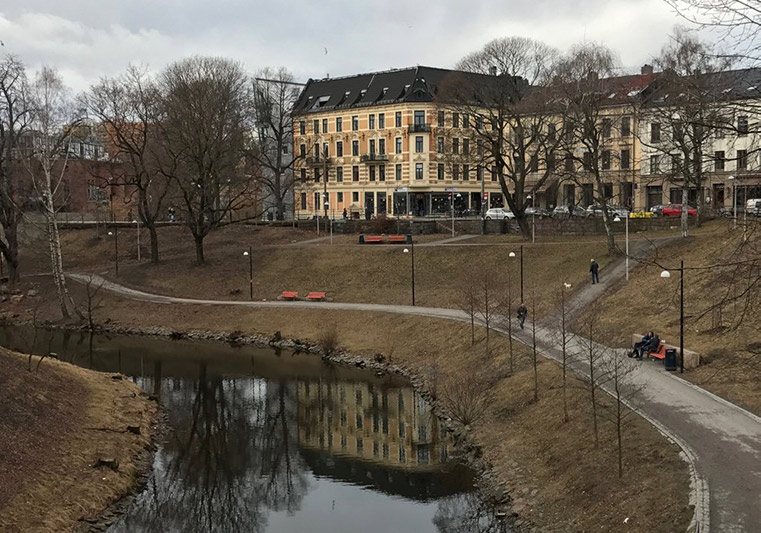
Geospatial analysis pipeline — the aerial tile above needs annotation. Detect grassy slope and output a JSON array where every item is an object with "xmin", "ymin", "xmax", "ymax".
[
  {"xmin": 573, "ymin": 219, "xmax": 761, "ymax": 415},
  {"xmin": 0, "ymin": 349, "xmax": 157, "ymax": 532}
]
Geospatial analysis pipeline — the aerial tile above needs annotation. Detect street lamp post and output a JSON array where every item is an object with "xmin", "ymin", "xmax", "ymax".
[
  {"xmin": 509, "ymin": 245, "xmax": 524, "ymax": 302},
  {"xmin": 613, "ymin": 214, "xmax": 629, "ymax": 281},
  {"xmin": 527, "ymin": 194, "xmax": 535, "ymax": 244},
  {"xmin": 107, "ymin": 228, "xmax": 119, "ymax": 276},
  {"xmin": 243, "ymin": 246, "xmax": 253, "ymax": 301},
  {"xmin": 728, "ymin": 175, "xmax": 737, "ymax": 229},
  {"xmin": 404, "ymin": 237, "xmax": 416, "ymax": 306},
  {"xmin": 660, "ymin": 260, "xmax": 684, "ymax": 373}
]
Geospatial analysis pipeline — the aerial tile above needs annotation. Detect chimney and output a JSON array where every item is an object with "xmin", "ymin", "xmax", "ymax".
[
  {"xmin": 587, "ymin": 71, "xmax": 598, "ymax": 81},
  {"xmin": 641, "ymin": 64, "xmax": 654, "ymax": 75},
  {"xmin": 489, "ymin": 65, "xmax": 497, "ymax": 76}
]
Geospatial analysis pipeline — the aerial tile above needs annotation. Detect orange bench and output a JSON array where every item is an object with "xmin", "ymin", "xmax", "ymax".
[
  {"xmin": 280, "ymin": 291, "xmax": 298, "ymax": 300},
  {"xmin": 388, "ymin": 235, "xmax": 407, "ymax": 244},
  {"xmin": 647, "ymin": 342, "xmax": 667, "ymax": 360},
  {"xmin": 307, "ymin": 291, "xmax": 326, "ymax": 301},
  {"xmin": 363, "ymin": 235, "xmax": 383, "ymax": 244}
]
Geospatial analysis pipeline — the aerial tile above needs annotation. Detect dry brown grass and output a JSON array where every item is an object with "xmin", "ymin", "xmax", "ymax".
[
  {"xmin": 0, "ymin": 348, "xmax": 157, "ymax": 533},
  {"xmin": 1, "ymin": 287, "xmax": 689, "ymax": 533},
  {"xmin": 20, "ymin": 224, "xmax": 615, "ymax": 318},
  {"xmin": 574, "ymin": 218, "xmax": 761, "ymax": 415}
]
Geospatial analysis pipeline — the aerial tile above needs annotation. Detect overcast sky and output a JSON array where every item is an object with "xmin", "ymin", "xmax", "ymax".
[{"xmin": 1, "ymin": 0, "xmax": 691, "ymax": 92}]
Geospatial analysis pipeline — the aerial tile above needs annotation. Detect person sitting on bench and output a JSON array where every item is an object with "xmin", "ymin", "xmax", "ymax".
[
  {"xmin": 637, "ymin": 331, "xmax": 660, "ymax": 360},
  {"xmin": 631, "ymin": 332, "xmax": 651, "ymax": 358}
]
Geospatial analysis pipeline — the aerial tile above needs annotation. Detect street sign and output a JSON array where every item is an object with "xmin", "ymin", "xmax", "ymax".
[
  {"xmin": 395, "ymin": 187, "xmax": 408, "ymax": 192},
  {"xmin": 444, "ymin": 187, "xmax": 458, "ymax": 192}
]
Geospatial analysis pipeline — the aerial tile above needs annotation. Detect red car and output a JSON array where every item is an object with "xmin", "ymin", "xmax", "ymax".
[{"xmin": 660, "ymin": 204, "xmax": 697, "ymax": 217}]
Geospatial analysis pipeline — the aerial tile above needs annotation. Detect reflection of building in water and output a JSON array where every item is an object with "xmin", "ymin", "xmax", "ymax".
[{"xmin": 297, "ymin": 379, "xmax": 448, "ymax": 469}]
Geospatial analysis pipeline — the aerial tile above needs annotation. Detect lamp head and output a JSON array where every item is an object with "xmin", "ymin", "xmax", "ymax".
[
  {"xmin": 660, "ymin": 270, "xmax": 671, "ymax": 278},
  {"xmin": 509, "ymin": 251, "xmax": 516, "ymax": 257},
  {"xmin": 243, "ymin": 251, "xmax": 249, "ymax": 256},
  {"xmin": 403, "ymin": 248, "xmax": 409, "ymax": 253},
  {"xmin": 108, "ymin": 231, "xmax": 113, "ymax": 236}
]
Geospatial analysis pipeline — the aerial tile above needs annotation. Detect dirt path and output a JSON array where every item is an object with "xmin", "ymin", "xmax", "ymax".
[{"xmin": 70, "ymin": 249, "xmax": 761, "ymax": 532}]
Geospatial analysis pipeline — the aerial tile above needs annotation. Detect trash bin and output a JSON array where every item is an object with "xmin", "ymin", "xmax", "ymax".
[{"xmin": 664, "ymin": 348, "xmax": 678, "ymax": 371}]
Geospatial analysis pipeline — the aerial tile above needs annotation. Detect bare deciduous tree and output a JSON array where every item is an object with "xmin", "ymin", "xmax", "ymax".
[
  {"xmin": 84, "ymin": 65, "xmax": 171, "ymax": 263},
  {"xmin": 159, "ymin": 56, "xmax": 256, "ymax": 264},
  {"xmin": 0, "ymin": 55, "xmax": 30, "ymax": 283},
  {"xmin": 456, "ymin": 275, "xmax": 479, "ymax": 345},
  {"xmin": 554, "ymin": 42, "xmax": 625, "ymax": 255},
  {"xmin": 438, "ymin": 368, "xmax": 494, "ymax": 427},
  {"xmin": 22, "ymin": 66, "xmax": 80, "ymax": 318},
  {"xmin": 531, "ymin": 288, "xmax": 539, "ymax": 402},
  {"xmin": 641, "ymin": 28, "xmax": 734, "ymax": 236},
  {"xmin": 440, "ymin": 36, "xmax": 563, "ymax": 239},
  {"xmin": 599, "ymin": 350, "xmax": 641, "ymax": 477},
  {"xmin": 577, "ymin": 310, "xmax": 608, "ymax": 446},
  {"xmin": 252, "ymin": 68, "xmax": 302, "ymax": 221}
]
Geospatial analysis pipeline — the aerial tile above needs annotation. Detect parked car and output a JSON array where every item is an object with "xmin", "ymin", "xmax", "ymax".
[
  {"xmin": 525, "ymin": 206, "xmax": 552, "ymax": 219},
  {"xmin": 551, "ymin": 205, "xmax": 588, "ymax": 218},
  {"xmin": 660, "ymin": 204, "xmax": 697, "ymax": 217},
  {"xmin": 746, "ymin": 198, "xmax": 761, "ymax": 215},
  {"xmin": 585, "ymin": 204, "xmax": 630, "ymax": 219},
  {"xmin": 485, "ymin": 207, "xmax": 515, "ymax": 220},
  {"xmin": 650, "ymin": 204, "xmax": 667, "ymax": 216}
]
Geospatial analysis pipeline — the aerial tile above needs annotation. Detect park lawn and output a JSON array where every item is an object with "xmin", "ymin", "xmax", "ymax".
[
  {"xmin": 0, "ymin": 285, "xmax": 690, "ymax": 533},
  {"xmin": 0, "ymin": 347, "xmax": 157, "ymax": 533},
  {"xmin": 24, "ymin": 224, "xmax": 613, "ymax": 318},
  {"xmin": 572, "ymin": 218, "xmax": 761, "ymax": 416}
]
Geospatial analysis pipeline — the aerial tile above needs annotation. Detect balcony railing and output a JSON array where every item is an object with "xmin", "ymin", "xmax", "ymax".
[
  {"xmin": 360, "ymin": 153, "xmax": 389, "ymax": 163},
  {"xmin": 408, "ymin": 124, "xmax": 431, "ymax": 133}
]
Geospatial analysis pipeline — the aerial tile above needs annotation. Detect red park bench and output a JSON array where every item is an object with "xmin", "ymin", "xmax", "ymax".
[
  {"xmin": 647, "ymin": 342, "xmax": 667, "ymax": 360},
  {"xmin": 280, "ymin": 291, "xmax": 298, "ymax": 300},
  {"xmin": 307, "ymin": 291, "xmax": 326, "ymax": 301},
  {"xmin": 387, "ymin": 235, "xmax": 407, "ymax": 244},
  {"xmin": 362, "ymin": 235, "xmax": 383, "ymax": 244}
]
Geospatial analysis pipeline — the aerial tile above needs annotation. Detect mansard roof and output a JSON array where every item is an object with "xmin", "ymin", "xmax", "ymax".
[{"xmin": 291, "ymin": 65, "xmax": 501, "ymax": 115}]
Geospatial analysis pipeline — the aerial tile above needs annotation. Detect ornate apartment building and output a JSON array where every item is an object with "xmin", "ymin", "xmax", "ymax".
[
  {"xmin": 292, "ymin": 65, "xmax": 761, "ymax": 218},
  {"xmin": 291, "ymin": 66, "xmax": 512, "ymax": 219}
]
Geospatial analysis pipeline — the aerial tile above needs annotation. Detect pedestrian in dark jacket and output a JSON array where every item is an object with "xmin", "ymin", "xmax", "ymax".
[
  {"xmin": 632, "ymin": 332, "xmax": 651, "ymax": 358},
  {"xmin": 590, "ymin": 259, "xmax": 600, "ymax": 284},
  {"xmin": 644, "ymin": 332, "xmax": 661, "ymax": 355},
  {"xmin": 517, "ymin": 303, "xmax": 528, "ymax": 329}
]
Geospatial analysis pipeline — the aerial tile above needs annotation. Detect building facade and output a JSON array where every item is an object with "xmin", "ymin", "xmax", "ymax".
[
  {"xmin": 292, "ymin": 67, "xmax": 510, "ymax": 219},
  {"xmin": 293, "ymin": 65, "xmax": 761, "ymax": 218}
]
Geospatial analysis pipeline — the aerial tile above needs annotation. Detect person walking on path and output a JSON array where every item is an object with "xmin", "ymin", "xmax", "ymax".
[
  {"xmin": 342, "ymin": 208, "xmax": 348, "ymax": 220},
  {"xmin": 590, "ymin": 259, "xmax": 600, "ymax": 284},
  {"xmin": 517, "ymin": 303, "xmax": 528, "ymax": 329}
]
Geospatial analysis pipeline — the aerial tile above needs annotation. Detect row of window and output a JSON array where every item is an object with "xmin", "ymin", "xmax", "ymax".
[
  {"xmin": 649, "ymin": 116, "xmax": 749, "ymax": 142},
  {"xmin": 648, "ymin": 149, "xmax": 753, "ymax": 174},
  {"xmin": 300, "ymin": 163, "xmax": 497, "ymax": 185},
  {"xmin": 301, "ymin": 110, "xmax": 408, "ymax": 135}
]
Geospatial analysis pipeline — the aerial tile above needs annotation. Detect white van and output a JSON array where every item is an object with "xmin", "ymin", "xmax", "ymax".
[{"xmin": 746, "ymin": 198, "xmax": 761, "ymax": 214}]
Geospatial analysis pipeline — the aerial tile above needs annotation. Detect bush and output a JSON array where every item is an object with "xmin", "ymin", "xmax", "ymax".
[
  {"xmin": 318, "ymin": 324, "xmax": 339, "ymax": 356},
  {"xmin": 370, "ymin": 213, "xmax": 395, "ymax": 234}
]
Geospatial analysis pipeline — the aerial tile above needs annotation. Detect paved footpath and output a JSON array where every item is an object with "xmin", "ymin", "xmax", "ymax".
[{"xmin": 72, "ymin": 253, "xmax": 761, "ymax": 532}]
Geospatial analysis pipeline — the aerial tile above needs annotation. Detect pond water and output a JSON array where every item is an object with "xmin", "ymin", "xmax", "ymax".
[{"xmin": 0, "ymin": 326, "xmax": 507, "ymax": 533}]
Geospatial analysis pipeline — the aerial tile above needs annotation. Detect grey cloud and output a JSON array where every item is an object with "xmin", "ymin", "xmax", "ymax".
[{"xmin": 1, "ymin": 0, "xmax": 687, "ymax": 92}]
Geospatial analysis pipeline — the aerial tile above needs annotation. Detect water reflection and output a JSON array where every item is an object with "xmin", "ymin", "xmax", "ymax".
[{"xmin": 0, "ymin": 326, "xmax": 497, "ymax": 533}]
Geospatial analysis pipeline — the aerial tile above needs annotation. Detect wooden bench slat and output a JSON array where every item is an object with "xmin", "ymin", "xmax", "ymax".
[
  {"xmin": 307, "ymin": 291, "xmax": 326, "ymax": 301},
  {"xmin": 281, "ymin": 291, "xmax": 298, "ymax": 300}
]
